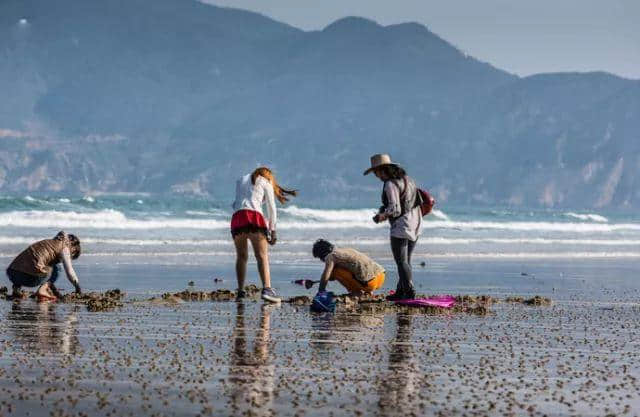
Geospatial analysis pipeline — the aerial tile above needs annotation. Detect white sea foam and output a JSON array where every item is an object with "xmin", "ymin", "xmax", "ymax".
[
  {"xmin": 185, "ymin": 210, "xmax": 214, "ymax": 216},
  {"xmin": 1, "ymin": 209, "xmax": 639, "ymax": 233},
  {"xmin": 282, "ymin": 205, "xmax": 453, "ymax": 222},
  {"xmin": 69, "ymin": 251, "xmax": 640, "ymax": 259},
  {"xmin": 185, "ymin": 209, "xmax": 227, "ymax": 216},
  {"xmin": 82, "ymin": 251, "xmax": 238, "ymax": 257},
  {"xmin": 564, "ymin": 212, "xmax": 608, "ymax": 223},
  {"xmin": 424, "ymin": 252, "xmax": 640, "ymax": 259},
  {"xmin": 280, "ymin": 205, "xmax": 376, "ymax": 222},
  {"xmin": 431, "ymin": 209, "xmax": 449, "ymax": 221},
  {"xmin": 0, "ymin": 209, "xmax": 384, "ymax": 230},
  {"xmin": 424, "ymin": 237, "xmax": 640, "ymax": 246},
  {"xmin": 334, "ymin": 237, "xmax": 640, "ymax": 246},
  {"xmin": 2, "ymin": 250, "xmax": 639, "ymax": 260},
  {"xmin": 82, "ymin": 238, "xmax": 230, "ymax": 246},
  {"xmin": 0, "ymin": 210, "xmax": 227, "ymax": 230},
  {"xmin": 2, "ymin": 236, "xmax": 640, "ymax": 248},
  {"xmin": 82, "ymin": 196, "xmax": 95, "ymax": 203},
  {"xmin": 375, "ymin": 237, "xmax": 640, "ymax": 246},
  {"xmin": 421, "ymin": 220, "xmax": 640, "ymax": 233}
]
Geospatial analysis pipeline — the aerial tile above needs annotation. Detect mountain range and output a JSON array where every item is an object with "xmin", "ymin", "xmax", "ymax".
[{"xmin": 1, "ymin": 0, "xmax": 639, "ymax": 209}]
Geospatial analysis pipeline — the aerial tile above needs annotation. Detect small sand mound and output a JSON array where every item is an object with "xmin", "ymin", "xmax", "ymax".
[
  {"xmin": 329, "ymin": 293, "xmax": 494, "ymax": 315},
  {"xmin": 286, "ymin": 296, "xmax": 312, "ymax": 305},
  {"xmin": 464, "ymin": 305, "xmax": 490, "ymax": 315},
  {"xmin": 504, "ymin": 295, "xmax": 552, "ymax": 306},
  {"xmin": 60, "ymin": 289, "xmax": 124, "ymax": 311},
  {"xmin": 147, "ymin": 295, "xmax": 184, "ymax": 305},
  {"xmin": 456, "ymin": 295, "xmax": 477, "ymax": 303},
  {"xmin": 157, "ymin": 284, "xmax": 262, "ymax": 303},
  {"xmin": 86, "ymin": 297, "xmax": 123, "ymax": 312},
  {"xmin": 523, "ymin": 296, "xmax": 552, "ymax": 306}
]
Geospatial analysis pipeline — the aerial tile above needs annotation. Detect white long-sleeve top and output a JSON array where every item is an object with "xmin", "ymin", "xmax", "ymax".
[
  {"xmin": 59, "ymin": 246, "xmax": 80, "ymax": 288},
  {"xmin": 232, "ymin": 174, "xmax": 277, "ymax": 231}
]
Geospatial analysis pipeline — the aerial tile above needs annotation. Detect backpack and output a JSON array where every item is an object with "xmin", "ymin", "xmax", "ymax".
[{"xmin": 416, "ymin": 188, "xmax": 435, "ymax": 216}]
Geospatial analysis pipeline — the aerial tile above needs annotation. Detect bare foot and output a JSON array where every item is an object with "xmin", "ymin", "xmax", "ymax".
[{"xmin": 36, "ymin": 283, "xmax": 57, "ymax": 301}]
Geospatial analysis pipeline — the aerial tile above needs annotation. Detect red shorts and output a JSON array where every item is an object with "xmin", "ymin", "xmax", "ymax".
[{"xmin": 230, "ymin": 210, "xmax": 268, "ymax": 237}]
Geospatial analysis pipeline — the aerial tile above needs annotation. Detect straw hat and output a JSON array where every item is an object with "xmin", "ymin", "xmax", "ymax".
[{"xmin": 363, "ymin": 154, "xmax": 400, "ymax": 175}]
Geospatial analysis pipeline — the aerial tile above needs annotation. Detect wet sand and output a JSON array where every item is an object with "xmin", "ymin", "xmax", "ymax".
[
  {"xmin": 1, "ymin": 259, "xmax": 639, "ymax": 416},
  {"xmin": 0, "ymin": 299, "xmax": 638, "ymax": 415}
]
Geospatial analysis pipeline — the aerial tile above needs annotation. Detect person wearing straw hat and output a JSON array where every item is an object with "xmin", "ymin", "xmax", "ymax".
[{"xmin": 364, "ymin": 154, "xmax": 422, "ymax": 301}]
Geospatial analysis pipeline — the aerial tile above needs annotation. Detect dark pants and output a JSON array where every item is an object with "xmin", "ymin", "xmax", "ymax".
[
  {"xmin": 6, "ymin": 264, "xmax": 59, "ymax": 288},
  {"xmin": 390, "ymin": 237, "xmax": 416, "ymax": 295}
]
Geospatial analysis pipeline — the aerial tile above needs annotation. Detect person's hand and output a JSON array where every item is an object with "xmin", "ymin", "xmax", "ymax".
[
  {"xmin": 267, "ymin": 230, "xmax": 277, "ymax": 245},
  {"xmin": 74, "ymin": 284, "xmax": 81, "ymax": 294},
  {"xmin": 373, "ymin": 213, "xmax": 386, "ymax": 224}
]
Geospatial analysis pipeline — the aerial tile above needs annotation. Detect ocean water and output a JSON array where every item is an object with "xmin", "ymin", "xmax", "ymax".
[
  {"xmin": 1, "ymin": 194, "xmax": 639, "ymax": 297},
  {"xmin": 2, "ymin": 196, "xmax": 640, "ymax": 416}
]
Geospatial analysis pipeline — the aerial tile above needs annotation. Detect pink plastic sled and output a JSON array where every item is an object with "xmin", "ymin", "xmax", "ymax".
[{"xmin": 395, "ymin": 295, "xmax": 456, "ymax": 308}]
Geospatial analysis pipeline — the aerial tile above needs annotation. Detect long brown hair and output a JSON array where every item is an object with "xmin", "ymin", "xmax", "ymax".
[
  {"xmin": 251, "ymin": 167, "xmax": 297, "ymax": 204},
  {"xmin": 375, "ymin": 165, "xmax": 407, "ymax": 180}
]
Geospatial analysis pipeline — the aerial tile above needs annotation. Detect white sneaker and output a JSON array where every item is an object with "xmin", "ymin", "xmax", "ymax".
[{"xmin": 261, "ymin": 287, "xmax": 281, "ymax": 303}]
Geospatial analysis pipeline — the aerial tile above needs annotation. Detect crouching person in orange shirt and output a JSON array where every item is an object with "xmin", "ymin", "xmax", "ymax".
[{"xmin": 312, "ymin": 239, "xmax": 385, "ymax": 296}]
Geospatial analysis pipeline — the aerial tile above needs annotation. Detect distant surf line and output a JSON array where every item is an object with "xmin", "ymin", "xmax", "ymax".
[
  {"xmin": 6, "ymin": 251, "xmax": 632, "ymax": 260},
  {"xmin": 2, "ymin": 236, "xmax": 640, "ymax": 247},
  {"xmin": 1, "ymin": 210, "xmax": 639, "ymax": 233}
]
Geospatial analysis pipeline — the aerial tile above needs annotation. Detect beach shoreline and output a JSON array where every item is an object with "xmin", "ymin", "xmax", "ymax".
[
  {"xmin": 2, "ymin": 198, "xmax": 640, "ymax": 415},
  {"xmin": 1, "ymin": 290, "xmax": 638, "ymax": 416},
  {"xmin": 1, "ymin": 258, "xmax": 639, "ymax": 415}
]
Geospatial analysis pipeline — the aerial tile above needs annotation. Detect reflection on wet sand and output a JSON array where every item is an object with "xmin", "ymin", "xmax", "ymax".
[
  {"xmin": 310, "ymin": 310, "xmax": 385, "ymax": 359},
  {"xmin": 228, "ymin": 302, "xmax": 276, "ymax": 414},
  {"xmin": 309, "ymin": 312, "xmax": 334, "ymax": 357},
  {"xmin": 0, "ymin": 293, "xmax": 637, "ymax": 416},
  {"xmin": 6, "ymin": 301, "xmax": 79, "ymax": 355},
  {"xmin": 378, "ymin": 313, "xmax": 418, "ymax": 414}
]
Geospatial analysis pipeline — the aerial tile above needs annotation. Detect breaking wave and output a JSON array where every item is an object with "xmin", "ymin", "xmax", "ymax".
[
  {"xmin": 431, "ymin": 209, "xmax": 449, "ymax": 221},
  {"xmin": 93, "ymin": 251, "xmax": 640, "ymax": 259},
  {"xmin": 2, "ymin": 236, "xmax": 640, "ymax": 247},
  {"xmin": 1, "ymin": 209, "xmax": 640, "ymax": 233},
  {"xmin": 280, "ymin": 206, "xmax": 376, "ymax": 222},
  {"xmin": 564, "ymin": 212, "xmax": 608, "ymax": 223},
  {"xmin": 0, "ymin": 210, "xmax": 226, "ymax": 230}
]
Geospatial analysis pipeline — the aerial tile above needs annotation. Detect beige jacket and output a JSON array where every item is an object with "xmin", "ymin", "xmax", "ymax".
[{"xmin": 8, "ymin": 232, "xmax": 79, "ymax": 286}]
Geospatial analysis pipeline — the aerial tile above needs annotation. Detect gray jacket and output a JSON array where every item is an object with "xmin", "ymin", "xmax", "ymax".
[{"xmin": 381, "ymin": 176, "xmax": 422, "ymax": 241}]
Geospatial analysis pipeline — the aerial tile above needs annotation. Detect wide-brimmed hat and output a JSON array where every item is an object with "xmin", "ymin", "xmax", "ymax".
[{"xmin": 363, "ymin": 154, "xmax": 400, "ymax": 175}]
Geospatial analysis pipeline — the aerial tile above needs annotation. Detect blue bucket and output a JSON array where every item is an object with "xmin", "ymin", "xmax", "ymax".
[{"xmin": 310, "ymin": 291, "xmax": 336, "ymax": 313}]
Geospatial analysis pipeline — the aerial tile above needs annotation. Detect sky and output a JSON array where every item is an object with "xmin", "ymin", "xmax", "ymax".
[{"xmin": 203, "ymin": 0, "xmax": 640, "ymax": 80}]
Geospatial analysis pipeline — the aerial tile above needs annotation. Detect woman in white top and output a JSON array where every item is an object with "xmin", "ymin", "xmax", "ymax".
[{"xmin": 231, "ymin": 167, "xmax": 296, "ymax": 302}]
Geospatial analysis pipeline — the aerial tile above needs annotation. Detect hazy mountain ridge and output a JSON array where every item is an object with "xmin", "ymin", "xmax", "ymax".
[{"xmin": 1, "ymin": 0, "xmax": 639, "ymax": 209}]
